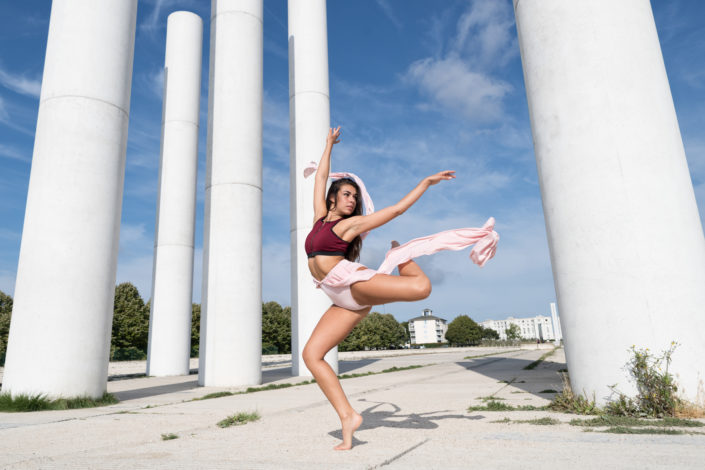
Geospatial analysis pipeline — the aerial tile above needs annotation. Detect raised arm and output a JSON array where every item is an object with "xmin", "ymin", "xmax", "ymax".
[
  {"xmin": 340, "ymin": 170, "xmax": 455, "ymax": 240},
  {"xmin": 313, "ymin": 127, "xmax": 341, "ymax": 222}
]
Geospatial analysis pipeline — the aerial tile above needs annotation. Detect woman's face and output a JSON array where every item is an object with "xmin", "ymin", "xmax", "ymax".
[{"xmin": 333, "ymin": 184, "xmax": 358, "ymax": 216}]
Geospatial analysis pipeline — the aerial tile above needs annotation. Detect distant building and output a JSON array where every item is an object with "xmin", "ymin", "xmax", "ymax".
[
  {"xmin": 480, "ymin": 315, "xmax": 556, "ymax": 341},
  {"xmin": 408, "ymin": 308, "xmax": 448, "ymax": 344}
]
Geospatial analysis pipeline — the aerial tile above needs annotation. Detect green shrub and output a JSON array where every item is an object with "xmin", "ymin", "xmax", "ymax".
[
  {"xmin": 111, "ymin": 346, "xmax": 147, "ymax": 361},
  {"xmin": 607, "ymin": 343, "xmax": 682, "ymax": 418},
  {"xmin": 217, "ymin": 411, "xmax": 260, "ymax": 428},
  {"xmin": 262, "ymin": 343, "xmax": 278, "ymax": 355}
]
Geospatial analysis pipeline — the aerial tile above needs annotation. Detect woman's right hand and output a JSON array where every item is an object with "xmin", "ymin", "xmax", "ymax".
[
  {"xmin": 327, "ymin": 126, "xmax": 341, "ymax": 146},
  {"xmin": 425, "ymin": 170, "xmax": 456, "ymax": 186}
]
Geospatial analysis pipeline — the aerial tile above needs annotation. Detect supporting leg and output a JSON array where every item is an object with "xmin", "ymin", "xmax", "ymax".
[{"xmin": 302, "ymin": 304, "xmax": 371, "ymax": 450}]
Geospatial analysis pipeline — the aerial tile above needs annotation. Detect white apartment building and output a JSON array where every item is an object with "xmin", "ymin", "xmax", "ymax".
[
  {"xmin": 408, "ymin": 309, "xmax": 448, "ymax": 344},
  {"xmin": 480, "ymin": 315, "xmax": 556, "ymax": 341}
]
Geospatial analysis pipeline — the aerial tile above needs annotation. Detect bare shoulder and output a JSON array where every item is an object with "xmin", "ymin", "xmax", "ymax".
[{"xmin": 334, "ymin": 215, "xmax": 363, "ymax": 242}]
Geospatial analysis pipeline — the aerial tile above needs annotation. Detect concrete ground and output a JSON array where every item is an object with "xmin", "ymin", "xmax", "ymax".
[{"xmin": 1, "ymin": 346, "xmax": 704, "ymax": 469}]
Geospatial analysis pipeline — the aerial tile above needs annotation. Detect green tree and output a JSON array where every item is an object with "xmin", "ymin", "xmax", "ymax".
[
  {"xmin": 481, "ymin": 326, "xmax": 499, "ymax": 340},
  {"xmin": 262, "ymin": 301, "xmax": 291, "ymax": 354},
  {"xmin": 191, "ymin": 303, "xmax": 201, "ymax": 357},
  {"xmin": 505, "ymin": 323, "xmax": 521, "ymax": 340},
  {"xmin": 445, "ymin": 315, "xmax": 482, "ymax": 346},
  {"xmin": 0, "ymin": 290, "xmax": 13, "ymax": 365},
  {"xmin": 112, "ymin": 283, "xmax": 149, "ymax": 356},
  {"xmin": 399, "ymin": 321, "xmax": 410, "ymax": 343},
  {"xmin": 340, "ymin": 312, "xmax": 405, "ymax": 351}
]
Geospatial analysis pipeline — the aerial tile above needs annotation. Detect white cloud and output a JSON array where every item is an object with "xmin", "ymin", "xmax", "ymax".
[
  {"xmin": 405, "ymin": 0, "xmax": 517, "ymax": 123},
  {"xmin": 0, "ymin": 65, "xmax": 41, "ymax": 98},
  {"xmin": 452, "ymin": 0, "xmax": 517, "ymax": 68},
  {"xmin": 148, "ymin": 68, "xmax": 165, "ymax": 100},
  {"xmin": 407, "ymin": 55, "xmax": 511, "ymax": 122}
]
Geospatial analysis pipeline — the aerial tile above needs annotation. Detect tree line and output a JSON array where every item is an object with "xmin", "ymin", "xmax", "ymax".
[{"xmin": 0, "ymin": 284, "xmax": 503, "ymax": 364}]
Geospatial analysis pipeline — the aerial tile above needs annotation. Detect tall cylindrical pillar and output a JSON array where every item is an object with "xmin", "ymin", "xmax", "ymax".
[
  {"xmin": 199, "ymin": 0, "xmax": 263, "ymax": 386},
  {"xmin": 288, "ymin": 0, "xmax": 338, "ymax": 376},
  {"xmin": 147, "ymin": 12, "xmax": 203, "ymax": 377},
  {"xmin": 550, "ymin": 302, "xmax": 562, "ymax": 346},
  {"xmin": 514, "ymin": 0, "xmax": 705, "ymax": 403},
  {"xmin": 1, "ymin": 0, "xmax": 137, "ymax": 398}
]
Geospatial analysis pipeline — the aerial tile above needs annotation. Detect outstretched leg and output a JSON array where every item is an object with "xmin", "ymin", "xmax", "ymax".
[
  {"xmin": 302, "ymin": 304, "xmax": 371, "ymax": 450},
  {"xmin": 349, "ymin": 241, "xmax": 432, "ymax": 306}
]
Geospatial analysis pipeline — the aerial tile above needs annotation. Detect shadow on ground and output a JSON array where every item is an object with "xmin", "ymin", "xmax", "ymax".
[
  {"xmin": 113, "ymin": 379, "xmax": 200, "ymax": 401},
  {"xmin": 111, "ymin": 359, "xmax": 382, "ymax": 401},
  {"xmin": 328, "ymin": 398, "xmax": 484, "ymax": 446},
  {"xmin": 456, "ymin": 351, "xmax": 565, "ymax": 400},
  {"xmin": 261, "ymin": 359, "xmax": 380, "ymax": 384}
]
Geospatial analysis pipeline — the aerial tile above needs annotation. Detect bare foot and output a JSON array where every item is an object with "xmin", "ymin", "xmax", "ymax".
[
  {"xmin": 391, "ymin": 240, "xmax": 400, "ymax": 248},
  {"xmin": 334, "ymin": 412, "xmax": 363, "ymax": 451}
]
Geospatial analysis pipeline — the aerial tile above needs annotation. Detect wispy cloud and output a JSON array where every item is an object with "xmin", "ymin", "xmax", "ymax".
[
  {"xmin": 148, "ymin": 68, "xmax": 165, "ymax": 100},
  {"xmin": 0, "ymin": 95, "xmax": 38, "ymax": 136},
  {"xmin": 140, "ymin": 0, "xmax": 168, "ymax": 34},
  {"xmin": 375, "ymin": 0, "xmax": 402, "ymax": 31},
  {"xmin": 0, "ymin": 143, "xmax": 30, "ymax": 162},
  {"xmin": 0, "ymin": 95, "xmax": 10, "ymax": 122},
  {"xmin": 405, "ymin": 0, "xmax": 517, "ymax": 123},
  {"xmin": 0, "ymin": 64, "xmax": 41, "ymax": 98}
]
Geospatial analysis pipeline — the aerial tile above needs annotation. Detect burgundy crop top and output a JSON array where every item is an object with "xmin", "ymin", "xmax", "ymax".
[{"xmin": 305, "ymin": 217, "xmax": 349, "ymax": 258}]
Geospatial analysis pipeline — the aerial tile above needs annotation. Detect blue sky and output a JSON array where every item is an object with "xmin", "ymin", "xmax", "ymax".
[{"xmin": 1, "ymin": 1, "xmax": 704, "ymax": 324}]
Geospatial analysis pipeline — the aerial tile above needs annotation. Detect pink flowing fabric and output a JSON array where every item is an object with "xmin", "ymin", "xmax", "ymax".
[{"xmin": 376, "ymin": 217, "xmax": 499, "ymax": 273}]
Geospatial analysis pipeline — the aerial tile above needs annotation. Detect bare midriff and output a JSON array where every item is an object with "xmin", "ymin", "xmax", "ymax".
[{"xmin": 308, "ymin": 255, "xmax": 345, "ymax": 282}]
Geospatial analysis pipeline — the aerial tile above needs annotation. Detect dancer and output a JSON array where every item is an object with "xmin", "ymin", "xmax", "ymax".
[{"xmin": 302, "ymin": 126, "xmax": 498, "ymax": 450}]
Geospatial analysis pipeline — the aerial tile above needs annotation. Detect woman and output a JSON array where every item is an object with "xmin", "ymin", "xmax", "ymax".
[{"xmin": 303, "ymin": 126, "xmax": 498, "ymax": 450}]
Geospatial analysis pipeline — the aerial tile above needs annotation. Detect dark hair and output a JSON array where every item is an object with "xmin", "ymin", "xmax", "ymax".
[{"xmin": 326, "ymin": 178, "xmax": 363, "ymax": 262}]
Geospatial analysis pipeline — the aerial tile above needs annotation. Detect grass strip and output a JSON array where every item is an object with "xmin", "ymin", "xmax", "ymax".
[
  {"xmin": 478, "ymin": 396, "xmax": 505, "ymax": 402},
  {"xmin": 494, "ymin": 417, "xmax": 560, "ymax": 425},
  {"xmin": 517, "ymin": 417, "xmax": 560, "ymax": 425},
  {"xmin": 217, "ymin": 411, "xmax": 260, "ymax": 428},
  {"xmin": 0, "ymin": 392, "xmax": 118, "ymax": 413},
  {"xmin": 601, "ymin": 426, "xmax": 686, "ymax": 435},
  {"xmin": 523, "ymin": 348, "xmax": 558, "ymax": 370},
  {"xmin": 570, "ymin": 415, "xmax": 705, "ymax": 428},
  {"xmin": 194, "ymin": 364, "xmax": 427, "ymax": 402},
  {"xmin": 464, "ymin": 349, "xmax": 521, "ymax": 360},
  {"xmin": 161, "ymin": 433, "xmax": 179, "ymax": 440},
  {"xmin": 468, "ymin": 400, "xmax": 548, "ymax": 412}
]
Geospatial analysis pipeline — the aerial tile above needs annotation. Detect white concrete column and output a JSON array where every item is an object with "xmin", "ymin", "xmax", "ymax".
[
  {"xmin": 147, "ymin": 12, "xmax": 203, "ymax": 377},
  {"xmin": 288, "ymin": 0, "xmax": 338, "ymax": 376},
  {"xmin": 514, "ymin": 0, "xmax": 705, "ymax": 404},
  {"xmin": 550, "ymin": 302, "xmax": 562, "ymax": 346},
  {"xmin": 199, "ymin": 0, "xmax": 263, "ymax": 386},
  {"xmin": 1, "ymin": 0, "xmax": 137, "ymax": 399}
]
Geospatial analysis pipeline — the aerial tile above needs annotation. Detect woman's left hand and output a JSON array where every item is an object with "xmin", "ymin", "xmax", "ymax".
[{"xmin": 425, "ymin": 170, "xmax": 456, "ymax": 186}]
